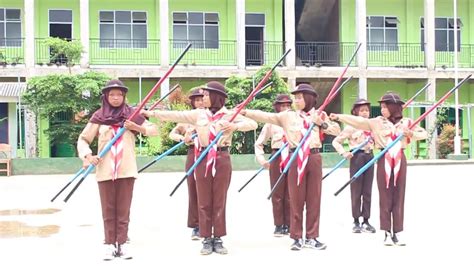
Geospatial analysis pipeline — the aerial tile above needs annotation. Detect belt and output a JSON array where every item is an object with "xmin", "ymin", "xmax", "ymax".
[
  {"xmin": 272, "ymin": 148, "xmax": 281, "ymax": 152},
  {"xmin": 187, "ymin": 145, "xmax": 195, "ymax": 150},
  {"xmin": 200, "ymin": 146, "xmax": 229, "ymax": 152},
  {"xmin": 352, "ymin": 149, "xmax": 373, "ymax": 154},
  {"xmin": 289, "ymin": 148, "xmax": 319, "ymax": 154}
]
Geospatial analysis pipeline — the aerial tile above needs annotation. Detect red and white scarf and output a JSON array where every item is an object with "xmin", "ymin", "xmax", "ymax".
[
  {"xmin": 110, "ymin": 125, "xmax": 124, "ymax": 181},
  {"xmin": 383, "ymin": 120, "xmax": 411, "ymax": 188},
  {"xmin": 296, "ymin": 111, "xmax": 313, "ymax": 186},
  {"xmin": 205, "ymin": 111, "xmax": 225, "ymax": 177},
  {"xmin": 279, "ymin": 134, "xmax": 290, "ymax": 173}
]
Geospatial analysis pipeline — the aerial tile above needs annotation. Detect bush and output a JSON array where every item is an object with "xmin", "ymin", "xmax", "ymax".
[{"xmin": 437, "ymin": 123, "xmax": 463, "ymax": 159}]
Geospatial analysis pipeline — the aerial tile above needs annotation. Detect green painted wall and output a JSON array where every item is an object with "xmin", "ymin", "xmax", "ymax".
[
  {"xmin": 35, "ymin": 0, "xmax": 80, "ymax": 38},
  {"xmin": 89, "ymin": 0, "xmax": 160, "ymax": 65},
  {"xmin": 246, "ymin": 0, "xmax": 283, "ymax": 42}
]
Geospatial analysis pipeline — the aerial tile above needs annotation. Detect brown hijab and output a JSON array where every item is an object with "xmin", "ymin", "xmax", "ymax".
[{"xmin": 90, "ymin": 80, "xmax": 145, "ymax": 126}]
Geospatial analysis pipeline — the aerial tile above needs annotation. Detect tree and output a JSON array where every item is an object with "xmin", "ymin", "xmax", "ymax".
[
  {"xmin": 23, "ymin": 72, "xmax": 110, "ymax": 156},
  {"xmin": 226, "ymin": 67, "xmax": 290, "ymax": 154},
  {"xmin": 43, "ymin": 37, "xmax": 83, "ymax": 73}
]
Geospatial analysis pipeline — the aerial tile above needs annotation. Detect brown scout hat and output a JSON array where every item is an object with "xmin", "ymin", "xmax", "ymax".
[
  {"xmin": 102, "ymin": 79, "xmax": 129, "ymax": 94},
  {"xmin": 378, "ymin": 92, "xmax": 405, "ymax": 105},
  {"xmin": 202, "ymin": 81, "xmax": 228, "ymax": 98},
  {"xmin": 290, "ymin": 83, "xmax": 318, "ymax": 97},
  {"xmin": 274, "ymin": 94, "xmax": 293, "ymax": 105},
  {"xmin": 188, "ymin": 88, "xmax": 204, "ymax": 99}
]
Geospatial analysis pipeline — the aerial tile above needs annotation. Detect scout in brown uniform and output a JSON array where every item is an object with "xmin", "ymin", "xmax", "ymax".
[
  {"xmin": 330, "ymin": 92, "xmax": 427, "ymax": 246},
  {"xmin": 142, "ymin": 81, "xmax": 257, "ymax": 255},
  {"xmin": 242, "ymin": 84, "xmax": 340, "ymax": 251},
  {"xmin": 169, "ymin": 88, "xmax": 204, "ymax": 240},
  {"xmin": 77, "ymin": 80, "xmax": 158, "ymax": 260},
  {"xmin": 332, "ymin": 99, "xmax": 376, "ymax": 234},
  {"xmin": 254, "ymin": 94, "xmax": 293, "ymax": 237}
]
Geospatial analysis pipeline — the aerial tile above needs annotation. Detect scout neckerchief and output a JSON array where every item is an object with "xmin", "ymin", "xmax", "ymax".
[
  {"xmin": 205, "ymin": 110, "xmax": 225, "ymax": 177},
  {"xmin": 110, "ymin": 125, "xmax": 124, "ymax": 181},
  {"xmin": 383, "ymin": 119, "xmax": 412, "ymax": 188},
  {"xmin": 279, "ymin": 133, "xmax": 290, "ymax": 173},
  {"xmin": 296, "ymin": 110, "xmax": 314, "ymax": 186}
]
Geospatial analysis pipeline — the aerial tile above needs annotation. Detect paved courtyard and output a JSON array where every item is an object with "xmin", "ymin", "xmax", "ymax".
[{"xmin": 0, "ymin": 163, "xmax": 473, "ymax": 266}]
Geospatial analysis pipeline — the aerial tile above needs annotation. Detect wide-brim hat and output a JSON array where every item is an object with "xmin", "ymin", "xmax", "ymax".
[
  {"xmin": 202, "ymin": 81, "xmax": 228, "ymax": 98},
  {"xmin": 353, "ymin": 98, "xmax": 371, "ymax": 106},
  {"xmin": 378, "ymin": 92, "xmax": 405, "ymax": 105},
  {"xmin": 188, "ymin": 88, "xmax": 204, "ymax": 99},
  {"xmin": 291, "ymin": 84, "xmax": 318, "ymax": 97},
  {"xmin": 274, "ymin": 94, "xmax": 293, "ymax": 104},
  {"xmin": 102, "ymin": 79, "xmax": 129, "ymax": 94}
]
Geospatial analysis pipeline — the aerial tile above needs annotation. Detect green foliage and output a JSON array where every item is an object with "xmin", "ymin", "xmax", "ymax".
[
  {"xmin": 154, "ymin": 103, "xmax": 191, "ymax": 156},
  {"xmin": 43, "ymin": 37, "xmax": 83, "ymax": 72},
  {"xmin": 225, "ymin": 66, "xmax": 290, "ymax": 154},
  {"xmin": 23, "ymin": 72, "xmax": 110, "ymax": 153},
  {"xmin": 437, "ymin": 123, "xmax": 463, "ymax": 159}
]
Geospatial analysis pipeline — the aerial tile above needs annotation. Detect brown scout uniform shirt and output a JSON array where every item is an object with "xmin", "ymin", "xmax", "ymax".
[
  {"xmin": 169, "ymin": 123, "xmax": 195, "ymax": 146},
  {"xmin": 332, "ymin": 125, "xmax": 374, "ymax": 155},
  {"xmin": 254, "ymin": 123, "xmax": 285, "ymax": 166},
  {"xmin": 77, "ymin": 120, "xmax": 158, "ymax": 182}
]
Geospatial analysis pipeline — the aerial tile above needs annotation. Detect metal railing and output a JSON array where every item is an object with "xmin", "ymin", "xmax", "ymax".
[
  {"xmin": 245, "ymin": 41, "xmax": 286, "ymax": 66},
  {"xmin": 0, "ymin": 38, "xmax": 24, "ymax": 65},
  {"xmin": 366, "ymin": 42, "xmax": 425, "ymax": 67},
  {"xmin": 436, "ymin": 44, "xmax": 474, "ymax": 68},
  {"xmin": 35, "ymin": 38, "xmax": 80, "ymax": 65},
  {"xmin": 170, "ymin": 40, "xmax": 236, "ymax": 66},
  {"xmin": 90, "ymin": 39, "xmax": 160, "ymax": 65},
  {"xmin": 295, "ymin": 42, "xmax": 358, "ymax": 67}
]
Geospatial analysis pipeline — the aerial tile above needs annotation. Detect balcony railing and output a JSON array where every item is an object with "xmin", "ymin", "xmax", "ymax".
[
  {"xmin": 35, "ymin": 38, "xmax": 80, "ymax": 65},
  {"xmin": 367, "ymin": 43, "xmax": 425, "ymax": 67},
  {"xmin": 245, "ymin": 41, "xmax": 286, "ymax": 66},
  {"xmin": 296, "ymin": 42, "xmax": 358, "ymax": 67},
  {"xmin": 170, "ymin": 40, "xmax": 237, "ymax": 66},
  {"xmin": 90, "ymin": 39, "xmax": 160, "ymax": 65},
  {"xmin": 435, "ymin": 44, "xmax": 474, "ymax": 68},
  {"xmin": 0, "ymin": 38, "xmax": 24, "ymax": 65}
]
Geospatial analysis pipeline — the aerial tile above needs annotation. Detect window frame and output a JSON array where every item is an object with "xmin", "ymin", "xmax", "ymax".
[
  {"xmin": 172, "ymin": 11, "xmax": 220, "ymax": 49},
  {"xmin": 0, "ymin": 7, "xmax": 22, "ymax": 47},
  {"xmin": 48, "ymin": 9, "xmax": 73, "ymax": 40},
  {"xmin": 98, "ymin": 10, "xmax": 148, "ymax": 49},
  {"xmin": 366, "ymin": 15, "xmax": 399, "ymax": 51},
  {"xmin": 420, "ymin": 17, "xmax": 461, "ymax": 52}
]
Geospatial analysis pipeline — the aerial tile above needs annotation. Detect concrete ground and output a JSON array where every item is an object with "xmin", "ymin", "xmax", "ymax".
[{"xmin": 0, "ymin": 163, "xmax": 473, "ymax": 266}]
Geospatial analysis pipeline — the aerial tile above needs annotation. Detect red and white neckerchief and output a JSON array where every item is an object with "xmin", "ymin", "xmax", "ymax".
[
  {"xmin": 110, "ymin": 125, "xmax": 124, "ymax": 181},
  {"xmin": 279, "ymin": 134, "xmax": 290, "ymax": 173},
  {"xmin": 296, "ymin": 111, "xmax": 313, "ymax": 186},
  {"xmin": 383, "ymin": 120, "xmax": 412, "ymax": 188},
  {"xmin": 205, "ymin": 111, "xmax": 225, "ymax": 177},
  {"xmin": 190, "ymin": 127, "xmax": 200, "ymax": 180}
]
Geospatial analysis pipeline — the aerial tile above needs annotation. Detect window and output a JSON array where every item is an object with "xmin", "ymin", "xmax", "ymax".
[
  {"xmin": 172, "ymin": 12, "xmax": 219, "ymax": 49},
  {"xmin": 421, "ymin": 17, "xmax": 461, "ymax": 52},
  {"xmin": 366, "ymin": 16, "xmax": 399, "ymax": 51},
  {"xmin": 0, "ymin": 8, "xmax": 21, "ymax": 47},
  {"xmin": 99, "ymin": 10, "xmax": 147, "ymax": 48},
  {"xmin": 245, "ymin": 13, "xmax": 265, "ymax": 26}
]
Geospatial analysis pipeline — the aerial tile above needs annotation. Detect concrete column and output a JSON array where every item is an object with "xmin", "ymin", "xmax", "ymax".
[
  {"xmin": 424, "ymin": 0, "xmax": 435, "ymax": 70},
  {"xmin": 425, "ymin": 77, "xmax": 437, "ymax": 159},
  {"xmin": 356, "ymin": 0, "xmax": 367, "ymax": 98},
  {"xmin": 24, "ymin": 0, "xmax": 35, "ymax": 69},
  {"xmin": 236, "ymin": 0, "xmax": 246, "ymax": 69},
  {"xmin": 160, "ymin": 0, "xmax": 169, "ymax": 67},
  {"xmin": 284, "ymin": 0, "xmax": 295, "ymax": 69},
  {"xmin": 287, "ymin": 76, "xmax": 296, "ymax": 91},
  {"xmin": 80, "ymin": 0, "xmax": 90, "ymax": 67},
  {"xmin": 160, "ymin": 78, "xmax": 170, "ymax": 98}
]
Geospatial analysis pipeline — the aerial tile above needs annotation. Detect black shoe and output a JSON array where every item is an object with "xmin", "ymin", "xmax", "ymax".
[
  {"xmin": 304, "ymin": 238, "xmax": 327, "ymax": 250},
  {"xmin": 352, "ymin": 222, "xmax": 362, "ymax": 233},
  {"xmin": 200, "ymin": 237, "xmax": 213, "ymax": 255},
  {"xmin": 361, "ymin": 222, "xmax": 376, "ymax": 233},
  {"xmin": 213, "ymin": 237, "xmax": 228, "ymax": 255},
  {"xmin": 274, "ymin": 225, "xmax": 284, "ymax": 237},
  {"xmin": 282, "ymin": 225, "xmax": 290, "ymax": 235},
  {"xmin": 191, "ymin": 227, "xmax": 200, "ymax": 240},
  {"xmin": 290, "ymin": 238, "xmax": 303, "ymax": 251}
]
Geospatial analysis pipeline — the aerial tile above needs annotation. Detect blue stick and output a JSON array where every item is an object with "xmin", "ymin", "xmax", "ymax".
[
  {"xmin": 238, "ymin": 142, "xmax": 289, "ymax": 192},
  {"xmin": 139, "ymin": 133, "xmax": 197, "ymax": 173},
  {"xmin": 267, "ymin": 123, "xmax": 315, "ymax": 199},
  {"xmin": 322, "ymin": 137, "xmax": 371, "ymax": 180}
]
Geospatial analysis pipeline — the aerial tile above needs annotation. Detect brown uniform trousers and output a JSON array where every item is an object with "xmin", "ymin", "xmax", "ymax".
[
  {"xmin": 98, "ymin": 177, "xmax": 135, "ymax": 245},
  {"xmin": 376, "ymin": 153, "xmax": 407, "ymax": 233},
  {"xmin": 349, "ymin": 151, "xmax": 374, "ymax": 220},
  {"xmin": 269, "ymin": 150, "xmax": 291, "ymax": 227},
  {"xmin": 287, "ymin": 151, "xmax": 322, "ymax": 240},
  {"xmin": 185, "ymin": 147, "xmax": 199, "ymax": 229},
  {"xmin": 194, "ymin": 150, "xmax": 232, "ymax": 238}
]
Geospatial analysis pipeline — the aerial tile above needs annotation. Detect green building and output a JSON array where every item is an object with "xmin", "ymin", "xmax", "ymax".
[{"xmin": 0, "ymin": 0, "xmax": 472, "ymax": 159}]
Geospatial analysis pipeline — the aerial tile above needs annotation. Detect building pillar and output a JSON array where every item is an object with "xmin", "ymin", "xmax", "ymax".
[
  {"xmin": 356, "ymin": 0, "xmax": 367, "ymax": 98},
  {"xmin": 24, "ymin": 0, "xmax": 35, "ymax": 69},
  {"xmin": 80, "ymin": 0, "xmax": 90, "ymax": 68},
  {"xmin": 160, "ymin": 0, "xmax": 170, "ymax": 68},
  {"xmin": 236, "ymin": 0, "xmax": 246, "ymax": 69},
  {"xmin": 424, "ymin": 0, "xmax": 437, "ymax": 159},
  {"xmin": 284, "ymin": 0, "xmax": 295, "ymax": 69}
]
